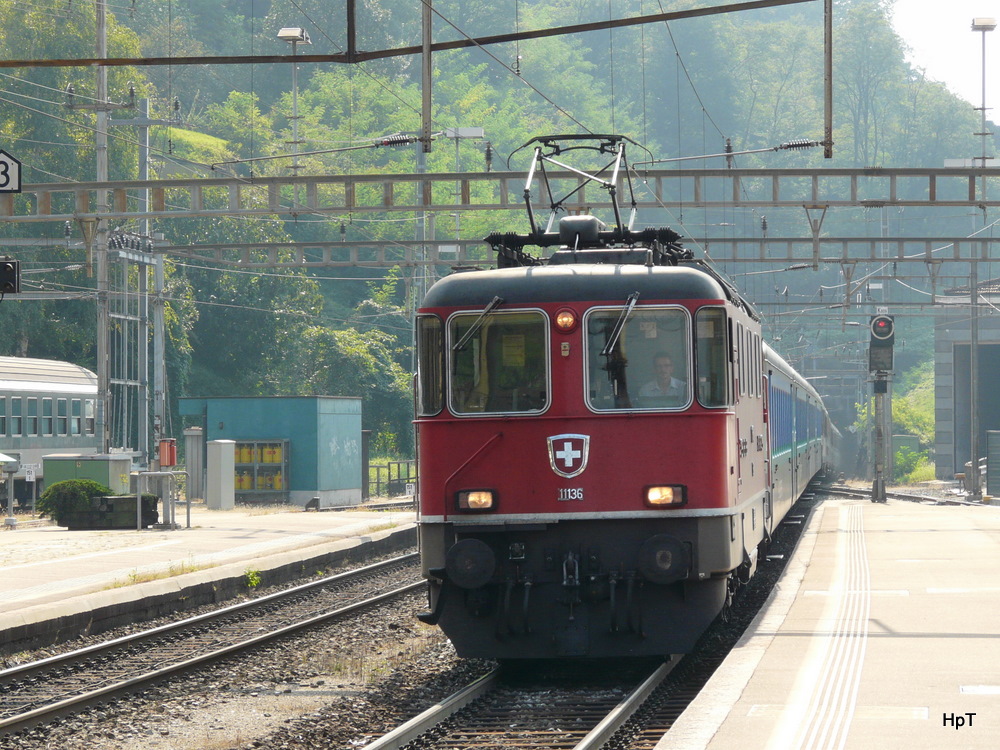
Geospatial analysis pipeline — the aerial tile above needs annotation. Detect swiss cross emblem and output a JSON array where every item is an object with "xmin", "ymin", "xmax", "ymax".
[{"xmin": 547, "ymin": 434, "xmax": 590, "ymax": 478}]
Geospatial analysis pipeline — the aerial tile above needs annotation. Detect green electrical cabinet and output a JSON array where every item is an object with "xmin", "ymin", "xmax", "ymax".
[{"xmin": 42, "ymin": 453, "xmax": 133, "ymax": 494}]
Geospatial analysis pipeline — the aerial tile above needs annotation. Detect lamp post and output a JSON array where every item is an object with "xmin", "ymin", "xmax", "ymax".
[
  {"xmin": 277, "ymin": 27, "xmax": 311, "ymax": 192},
  {"xmin": 968, "ymin": 17, "xmax": 993, "ymax": 502},
  {"xmin": 972, "ymin": 18, "xmax": 996, "ymax": 172}
]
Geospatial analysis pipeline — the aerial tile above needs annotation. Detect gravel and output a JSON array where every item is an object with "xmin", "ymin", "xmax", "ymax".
[
  {"xmin": 4, "ymin": 486, "xmax": 880, "ymax": 749},
  {"xmin": 1, "ymin": 589, "xmax": 493, "ymax": 750}
]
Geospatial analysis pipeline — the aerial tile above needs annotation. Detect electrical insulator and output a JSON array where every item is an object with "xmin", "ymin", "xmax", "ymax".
[
  {"xmin": 379, "ymin": 134, "xmax": 411, "ymax": 146},
  {"xmin": 485, "ymin": 142, "xmax": 493, "ymax": 172}
]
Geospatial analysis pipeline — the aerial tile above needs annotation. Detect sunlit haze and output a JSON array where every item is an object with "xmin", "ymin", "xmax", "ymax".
[{"xmin": 891, "ymin": 0, "xmax": 999, "ymax": 115}]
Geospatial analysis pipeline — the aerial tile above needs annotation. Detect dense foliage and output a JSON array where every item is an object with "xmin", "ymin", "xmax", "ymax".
[
  {"xmin": 37, "ymin": 479, "xmax": 114, "ymax": 524},
  {"xmin": 0, "ymin": 0, "xmax": 985, "ymax": 457}
]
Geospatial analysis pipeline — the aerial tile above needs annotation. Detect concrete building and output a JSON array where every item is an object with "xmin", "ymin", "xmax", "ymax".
[{"xmin": 179, "ymin": 396, "xmax": 363, "ymax": 508}]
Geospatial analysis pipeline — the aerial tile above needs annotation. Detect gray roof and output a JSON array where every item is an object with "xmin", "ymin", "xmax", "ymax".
[{"xmin": 0, "ymin": 356, "xmax": 98, "ymax": 394}]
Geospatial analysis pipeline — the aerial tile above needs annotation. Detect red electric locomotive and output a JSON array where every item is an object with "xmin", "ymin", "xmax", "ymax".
[{"xmin": 415, "ymin": 136, "xmax": 836, "ymax": 659}]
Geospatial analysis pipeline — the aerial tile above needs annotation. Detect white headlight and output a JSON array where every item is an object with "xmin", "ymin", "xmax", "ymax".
[
  {"xmin": 645, "ymin": 485, "xmax": 685, "ymax": 507},
  {"xmin": 458, "ymin": 490, "xmax": 495, "ymax": 511}
]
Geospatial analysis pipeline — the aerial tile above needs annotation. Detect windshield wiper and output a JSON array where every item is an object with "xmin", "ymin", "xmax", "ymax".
[
  {"xmin": 600, "ymin": 291, "xmax": 639, "ymax": 356},
  {"xmin": 452, "ymin": 295, "xmax": 505, "ymax": 351}
]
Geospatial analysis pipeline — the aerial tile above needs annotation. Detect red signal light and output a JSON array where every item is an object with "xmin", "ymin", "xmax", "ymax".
[{"xmin": 870, "ymin": 315, "xmax": 894, "ymax": 342}]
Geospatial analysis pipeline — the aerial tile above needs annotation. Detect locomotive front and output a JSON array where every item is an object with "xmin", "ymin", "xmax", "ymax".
[{"xmin": 415, "ymin": 260, "xmax": 765, "ymax": 659}]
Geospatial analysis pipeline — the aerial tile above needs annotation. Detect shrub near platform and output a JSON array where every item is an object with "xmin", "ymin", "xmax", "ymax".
[{"xmin": 38, "ymin": 479, "xmax": 159, "ymax": 529}]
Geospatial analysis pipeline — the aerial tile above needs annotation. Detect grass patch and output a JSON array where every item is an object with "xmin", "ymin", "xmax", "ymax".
[
  {"xmin": 239, "ymin": 503, "xmax": 293, "ymax": 516},
  {"xmin": 105, "ymin": 559, "xmax": 216, "ymax": 589},
  {"xmin": 365, "ymin": 521, "xmax": 400, "ymax": 534}
]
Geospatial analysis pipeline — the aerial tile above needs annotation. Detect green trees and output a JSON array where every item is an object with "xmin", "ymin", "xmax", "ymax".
[{"xmin": 0, "ymin": 0, "xmax": 988, "ymax": 459}]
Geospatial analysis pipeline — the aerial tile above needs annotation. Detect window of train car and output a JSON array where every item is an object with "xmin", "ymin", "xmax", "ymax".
[
  {"xmin": 449, "ymin": 310, "xmax": 549, "ymax": 415},
  {"xmin": 26, "ymin": 397, "xmax": 38, "ymax": 436},
  {"xmin": 695, "ymin": 308, "xmax": 732, "ymax": 407},
  {"xmin": 57, "ymin": 398, "xmax": 68, "ymax": 436},
  {"xmin": 0, "ymin": 396, "xmax": 5, "ymax": 436},
  {"xmin": 71, "ymin": 399, "xmax": 82, "ymax": 435},
  {"xmin": 10, "ymin": 397, "xmax": 22, "ymax": 436},
  {"xmin": 585, "ymin": 306, "xmax": 691, "ymax": 411},
  {"xmin": 85, "ymin": 399, "xmax": 96, "ymax": 435},
  {"xmin": 416, "ymin": 315, "xmax": 444, "ymax": 416}
]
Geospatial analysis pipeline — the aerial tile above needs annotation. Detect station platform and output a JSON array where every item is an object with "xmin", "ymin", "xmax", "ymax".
[
  {"xmin": 0, "ymin": 501, "xmax": 416, "ymax": 653},
  {"xmin": 659, "ymin": 494, "xmax": 1000, "ymax": 750}
]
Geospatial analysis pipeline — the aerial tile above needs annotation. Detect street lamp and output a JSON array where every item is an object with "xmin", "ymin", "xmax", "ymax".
[
  {"xmin": 971, "ymin": 18, "xmax": 996, "ymax": 170},
  {"xmin": 277, "ymin": 27, "xmax": 311, "ymax": 184},
  {"xmin": 968, "ymin": 18, "xmax": 994, "ymax": 503}
]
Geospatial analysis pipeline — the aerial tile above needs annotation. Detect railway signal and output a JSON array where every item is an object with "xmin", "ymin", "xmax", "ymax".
[
  {"xmin": 868, "ymin": 314, "xmax": 894, "ymax": 372},
  {"xmin": 868, "ymin": 314, "xmax": 894, "ymax": 503},
  {"xmin": 0, "ymin": 259, "xmax": 20, "ymax": 294}
]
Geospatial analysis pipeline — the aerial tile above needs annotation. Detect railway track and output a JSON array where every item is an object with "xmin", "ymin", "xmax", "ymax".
[
  {"xmin": 360, "ymin": 649, "xmax": 747, "ymax": 749},
  {"xmin": 824, "ymin": 483, "xmax": 979, "ymax": 505},
  {"xmin": 0, "ymin": 553, "xmax": 423, "ymax": 736},
  {"xmin": 363, "ymin": 659, "xmax": 678, "ymax": 750},
  {"xmin": 360, "ymin": 486, "xmax": 834, "ymax": 749}
]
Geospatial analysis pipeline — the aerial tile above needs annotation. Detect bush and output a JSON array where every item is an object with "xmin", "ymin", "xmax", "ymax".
[
  {"xmin": 38, "ymin": 479, "xmax": 114, "ymax": 525},
  {"xmin": 894, "ymin": 447, "xmax": 935, "ymax": 484}
]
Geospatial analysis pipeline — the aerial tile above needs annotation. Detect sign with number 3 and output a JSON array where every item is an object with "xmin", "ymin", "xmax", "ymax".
[{"xmin": 0, "ymin": 150, "xmax": 22, "ymax": 193}]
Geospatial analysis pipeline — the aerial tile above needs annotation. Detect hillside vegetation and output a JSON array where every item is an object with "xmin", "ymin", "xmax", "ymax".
[{"xmin": 0, "ymin": 0, "xmax": 977, "ymax": 453}]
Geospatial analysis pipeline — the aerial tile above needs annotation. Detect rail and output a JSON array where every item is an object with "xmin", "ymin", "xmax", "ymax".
[
  {"xmin": 362, "ymin": 660, "xmax": 677, "ymax": 749},
  {"xmin": 0, "ymin": 553, "xmax": 422, "ymax": 735}
]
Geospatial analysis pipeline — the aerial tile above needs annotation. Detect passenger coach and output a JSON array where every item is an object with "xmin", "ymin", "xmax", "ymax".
[{"xmin": 0, "ymin": 356, "xmax": 99, "ymax": 503}]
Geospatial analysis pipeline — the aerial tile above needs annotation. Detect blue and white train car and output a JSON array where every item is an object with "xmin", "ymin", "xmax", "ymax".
[
  {"xmin": 0, "ymin": 356, "xmax": 99, "ymax": 503},
  {"xmin": 764, "ymin": 344, "xmax": 839, "ymax": 526}
]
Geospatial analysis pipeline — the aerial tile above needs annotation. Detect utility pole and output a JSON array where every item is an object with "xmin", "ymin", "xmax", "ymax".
[
  {"xmin": 968, "ymin": 259, "xmax": 981, "ymax": 501},
  {"xmin": 110, "ymin": 99, "xmax": 175, "ymax": 468},
  {"xmin": 95, "ymin": 0, "xmax": 110, "ymax": 454},
  {"xmin": 421, "ymin": 0, "xmax": 433, "ymax": 154},
  {"xmin": 968, "ymin": 18, "xmax": 994, "ymax": 502}
]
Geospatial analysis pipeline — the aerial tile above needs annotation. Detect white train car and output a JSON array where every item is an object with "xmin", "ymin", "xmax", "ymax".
[{"xmin": 0, "ymin": 356, "xmax": 99, "ymax": 503}]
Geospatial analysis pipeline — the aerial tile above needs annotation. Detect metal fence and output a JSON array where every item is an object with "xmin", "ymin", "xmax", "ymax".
[{"xmin": 367, "ymin": 459, "xmax": 417, "ymax": 498}]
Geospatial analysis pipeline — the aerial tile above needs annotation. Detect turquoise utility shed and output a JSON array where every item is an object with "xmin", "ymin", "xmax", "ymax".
[{"xmin": 179, "ymin": 396, "xmax": 362, "ymax": 508}]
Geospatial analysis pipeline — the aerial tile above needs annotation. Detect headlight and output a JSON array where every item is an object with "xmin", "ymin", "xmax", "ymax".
[
  {"xmin": 457, "ymin": 490, "xmax": 495, "ymax": 511},
  {"xmin": 644, "ymin": 485, "xmax": 686, "ymax": 507},
  {"xmin": 554, "ymin": 308, "xmax": 578, "ymax": 332}
]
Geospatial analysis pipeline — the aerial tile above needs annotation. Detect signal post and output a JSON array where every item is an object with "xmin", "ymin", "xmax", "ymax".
[{"xmin": 869, "ymin": 314, "xmax": 894, "ymax": 503}]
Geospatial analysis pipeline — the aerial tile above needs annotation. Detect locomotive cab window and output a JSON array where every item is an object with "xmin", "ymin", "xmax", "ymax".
[
  {"xmin": 696, "ymin": 307, "xmax": 732, "ymax": 407},
  {"xmin": 449, "ymin": 311, "xmax": 548, "ymax": 415},
  {"xmin": 416, "ymin": 315, "xmax": 444, "ymax": 416},
  {"xmin": 585, "ymin": 306, "xmax": 691, "ymax": 411}
]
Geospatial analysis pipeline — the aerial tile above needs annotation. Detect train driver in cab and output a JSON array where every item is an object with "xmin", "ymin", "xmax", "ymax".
[{"xmin": 638, "ymin": 351, "xmax": 687, "ymax": 406}]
